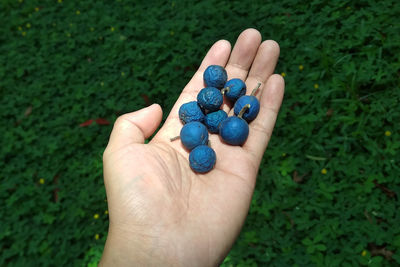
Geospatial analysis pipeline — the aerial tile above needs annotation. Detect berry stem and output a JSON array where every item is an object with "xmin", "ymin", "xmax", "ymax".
[
  {"xmin": 251, "ymin": 83, "xmax": 261, "ymax": 96},
  {"xmin": 238, "ymin": 104, "xmax": 251, "ymax": 118},
  {"xmin": 221, "ymin": 85, "xmax": 231, "ymax": 95},
  {"xmin": 170, "ymin": 136, "xmax": 180, "ymax": 142}
]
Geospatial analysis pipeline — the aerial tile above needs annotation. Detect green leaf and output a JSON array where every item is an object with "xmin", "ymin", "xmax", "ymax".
[
  {"xmin": 306, "ymin": 246, "xmax": 315, "ymax": 254},
  {"xmin": 302, "ymin": 238, "xmax": 313, "ymax": 246},
  {"xmin": 394, "ymin": 235, "xmax": 400, "ymax": 247},
  {"xmin": 314, "ymin": 244, "xmax": 327, "ymax": 251}
]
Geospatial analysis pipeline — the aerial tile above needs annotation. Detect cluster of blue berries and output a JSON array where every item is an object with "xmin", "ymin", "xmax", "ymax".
[{"xmin": 175, "ymin": 65, "xmax": 260, "ymax": 173}]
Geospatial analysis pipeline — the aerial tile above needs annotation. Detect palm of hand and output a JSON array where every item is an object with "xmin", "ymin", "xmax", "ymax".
[{"xmin": 102, "ymin": 29, "xmax": 284, "ymax": 266}]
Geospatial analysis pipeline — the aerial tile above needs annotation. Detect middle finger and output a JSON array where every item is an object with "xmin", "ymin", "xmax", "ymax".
[{"xmin": 222, "ymin": 28, "xmax": 262, "ymax": 113}]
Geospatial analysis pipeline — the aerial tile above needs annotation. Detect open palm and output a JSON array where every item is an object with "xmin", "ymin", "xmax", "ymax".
[{"xmin": 100, "ymin": 29, "xmax": 284, "ymax": 267}]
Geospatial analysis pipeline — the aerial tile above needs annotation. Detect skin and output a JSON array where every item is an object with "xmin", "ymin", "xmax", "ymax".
[{"xmin": 100, "ymin": 28, "xmax": 285, "ymax": 267}]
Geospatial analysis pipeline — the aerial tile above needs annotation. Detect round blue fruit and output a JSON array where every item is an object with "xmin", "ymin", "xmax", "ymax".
[
  {"xmin": 203, "ymin": 65, "xmax": 228, "ymax": 89},
  {"xmin": 219, "ymin": 116, "xmax": 249, "ymax": 146},
  {"xmin": 179, "ymin": 101, "xmax": 205, "ymax": 124},
  {"xmin": 180, "ymin": 121, "xmax": 209, "ymax": 151},
  {"xmin": 224, "ymin": 78, "xmax": 246, "ymax": 102},
  {"xmin": 189, "ymin": 145, "xmax": 216, "ymax": 173},
  {"xmin": 197, "ymin": 87, "xmax": 223, "ymax": 112},
  {"xmin": 204, "ymin": 110, "xmax": 228, "ymax": 134},
  {"xmin": 233, "ymin": 95, "xmax": 260, "ymax": 122}
]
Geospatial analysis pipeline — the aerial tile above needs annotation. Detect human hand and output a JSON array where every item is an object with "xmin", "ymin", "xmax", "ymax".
[{"xmin": 100, "ymin": 28, "xmax": 284, "ymax": 267}]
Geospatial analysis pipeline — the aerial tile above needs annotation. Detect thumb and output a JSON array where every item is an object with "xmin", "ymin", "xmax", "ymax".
[{"xmin": 106, "ymin": 104, "xmax": 163, "ymax": 151}]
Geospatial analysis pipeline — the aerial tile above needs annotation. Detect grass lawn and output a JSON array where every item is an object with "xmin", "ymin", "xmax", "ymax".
[{"xmin": 1, "ymin": 0, "xmax": 399, "ymax": 266}]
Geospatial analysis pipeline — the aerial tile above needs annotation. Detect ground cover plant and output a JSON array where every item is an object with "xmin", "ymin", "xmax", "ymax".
[{"xmin": 0, "ymin": 0, "xmax": 399, "ymax": 266}]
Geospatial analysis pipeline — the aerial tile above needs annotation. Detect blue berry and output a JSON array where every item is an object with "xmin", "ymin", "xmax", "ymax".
[
  {"xmin": 204, "ymin": 110, "xmax": 228, "ymax": 134},
  {"xmin": 233, "ymin": 95, "xmax": 260, "ymax": 122},
  {"xmin": 179, "ymin": 101, "xmax": 205, "ymax": 124},
  {"xmin": 203, "ymin": 65, "xmax": 227, "ymax": 89},
  {"xmin": 180, "ymin": 122, "xmax": 209, "ymax": 151},
  {"xmin": 189, "ymin": 145, "xmax": 216, "ymax": 173},
  {"xmin": 219, "ymin": 116, "xmax": 249, "ymax": 146},
  {"xmin": 223, "ymin": 79, "xmax": 246, "ymax": 102},
  {"xmin": 197, "ymin": 87, "xmax": 223, "ymax": 112}
]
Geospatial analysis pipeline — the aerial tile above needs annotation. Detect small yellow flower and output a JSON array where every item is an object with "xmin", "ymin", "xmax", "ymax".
[
  {"xmin": 93, "ymin": 214, "xmax": 100, "ymax": 219},
  {"xmin": 361, "ymin": 250, "xmax": 367, "ymax": 256},
  {"xmin": 18, "ymin": 26, "xmax": 22, "ymax": 31},
  {"xmin": 90, "ymin": 27, "xmax": 94, "ymax": 32},
  {"xmin": 58, "ymin": 0, "xmax": 62, "ymax": 3},
  {"xmin": 22, "ymin": 31, "xmax": 26, "ymax": 36},
  {"xmin": 35, "ymin": 7, "xmax": 39, "ymax": 12},
  {"xmin": 76, "ymin": 10, "xmax": 80, "ymax": 15},
  {"xmin": 26, "ymin": 23, "xmax": 31, "ymax": 28},
  {"xmin": 104, "ymin": 210, "xmax": 108, "ymax": 215},
  {"xmin": 170, "ymin": 30, "xmax": 174, "ymax": 36},
  {"xmin": 110, "ymin": 27, "xmax": 115, "ymax": 32},
  {"xmin": 385, "ymin": 131, "xmax": 391, "ymax": 137},
  {"xmin": 121, "ymin": 72, "xmax": 125, "ymax": 76},
  {"xmin": 39, "ymin": 178, "xmax": 45, "ymax": 184},
  {"xmin": 314, "ymin": 83, "xmax": 319, "ymax": 89},
  {"xmin": 299, "ymin": 65, "xmax": 304, "ymax": 71},
  {"xmin": 95, "ymin": 234, "xmax": 100, "ymax": 240},
  {"xmin": 321, "ymin": 168, "xmax": 327, "ymax": 175},
  {"xmin": 281, "ymin": 72, "xmax": 286, "ymax": 77}
]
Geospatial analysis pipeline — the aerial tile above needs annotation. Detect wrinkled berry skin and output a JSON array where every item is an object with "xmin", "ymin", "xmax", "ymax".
[
  {"xmin": 180, "ymin": 122, "xmax": 209, "ymax": 151},
  {"xmin": 179, "ymin": 101, "xmax": 205, "ymax": 124},
  {"xmin": 197, "ymin": 87, "xmax": 223, "ymax": 112},
  {"xmin": 219, "ymin": 116, "xmax": 249, "ymax": 146},
  {"xmin": 204, "ymin": 110, "xmax": 228, "ymax": 133},
  {"xmin": 233, "ymin": 95, "xmax": 260, "ymax": 122},
  {"xmin": 189, "ymin": 145, "xmax": 216, "ymax": 173},
  {"xmin": 224, "ymin": 79, "xmax": 246, "ymax": 102},
  {"xmin": 203, "ymin": 65, "xmax": 227, "ymax": 89}
]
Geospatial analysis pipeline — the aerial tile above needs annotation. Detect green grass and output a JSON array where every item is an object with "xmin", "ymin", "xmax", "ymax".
[{"xmin": 1, "ymin": 0, "xmax": 399, "ymax": 266}]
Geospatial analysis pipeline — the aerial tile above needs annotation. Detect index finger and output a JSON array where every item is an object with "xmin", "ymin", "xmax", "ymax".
[{"xmin": 153, "ymin": 40, "xmax": 231, "ymax": 142}]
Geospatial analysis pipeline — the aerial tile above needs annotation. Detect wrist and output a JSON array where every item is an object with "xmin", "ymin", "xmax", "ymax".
[{"xmin": 99, "ymin": 225, "xmax": 179, "ymax": 267}]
